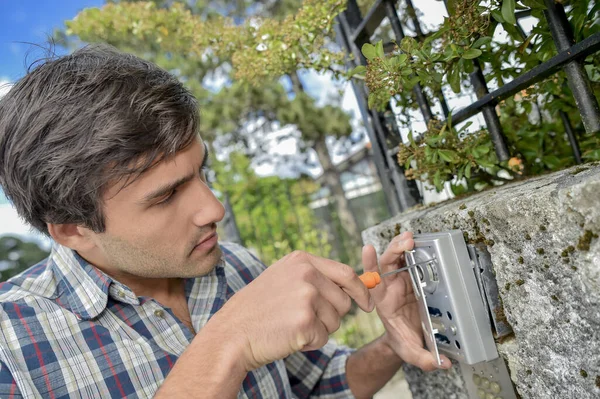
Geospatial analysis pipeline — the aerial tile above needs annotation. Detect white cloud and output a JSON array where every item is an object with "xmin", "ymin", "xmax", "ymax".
[{"xmin": 0, "ymin": 79, "xmax": 13, "ymax": 99}]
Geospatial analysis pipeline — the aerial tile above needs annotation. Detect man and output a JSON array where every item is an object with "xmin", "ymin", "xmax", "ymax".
[{"xmin": 0, "ymin": 45, "xmax": 450, "ymax": 398}]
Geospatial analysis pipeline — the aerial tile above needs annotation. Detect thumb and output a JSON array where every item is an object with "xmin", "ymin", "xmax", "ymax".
[{"xmin": 362, "ymin": 245, "xmax": 379, "ymax": 273}]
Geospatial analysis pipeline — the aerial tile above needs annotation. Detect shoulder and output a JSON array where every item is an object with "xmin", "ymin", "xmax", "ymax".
[
  {"xmin": 219, "ymin": 242, "xmax": 267, "ymax": 286},
  {"xmin": 0, "ymin": 257, "xmax": 57, "ymax": 303}
]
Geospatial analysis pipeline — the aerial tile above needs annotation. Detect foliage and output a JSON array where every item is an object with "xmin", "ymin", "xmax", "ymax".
[
  {"xmin": 64, "ymin": 0, "xmax": 600, "ymax": 202},
  {"xmin": 65, "ymin": 0, "xmax": 347, "ymax": 84},
  {"xmin": 212, "ymin": 152, "xmax": 331, "ymax": 265},
  {"xmin": 357, "ymin": 0, "xmax": 600, "ymax": 192},
  {"xmin": 0, "ymin": 236, "xmax": 49, "ymax": 282}
]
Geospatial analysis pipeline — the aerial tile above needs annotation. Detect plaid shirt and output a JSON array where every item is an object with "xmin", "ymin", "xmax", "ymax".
[{"xmin": 0, "ymin": 241, "xmax": 354, "ymax": 398}]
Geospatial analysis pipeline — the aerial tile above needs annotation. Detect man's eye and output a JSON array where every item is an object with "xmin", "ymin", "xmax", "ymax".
[{"xmin": 156, "ymin": 190, "xmax": 177, "ymax": 206}]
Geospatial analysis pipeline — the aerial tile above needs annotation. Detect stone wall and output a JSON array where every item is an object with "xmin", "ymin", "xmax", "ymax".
[{"xmin": 362, "ymin": 163, "xmax": 600, "ymax": 398}]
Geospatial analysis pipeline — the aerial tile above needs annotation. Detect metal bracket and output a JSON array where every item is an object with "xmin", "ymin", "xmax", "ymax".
[
  {"xmin": 467, "ymin": 243, "xmax": 513, "ymax": 338},
  {"xmin": 406, "ymin": 231, "xmax": 518, "ymax": 399}
]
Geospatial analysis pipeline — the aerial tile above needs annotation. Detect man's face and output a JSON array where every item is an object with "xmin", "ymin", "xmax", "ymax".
[{"xmin": 86, "ymin": 137, "xmax": 225, "ymax": 279}]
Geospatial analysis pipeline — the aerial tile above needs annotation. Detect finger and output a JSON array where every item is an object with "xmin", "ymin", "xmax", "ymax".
[
  {"xmin": 379, "ymin": 232, "xmax": 414, "ymax": 273},
  {"xmin": 303, "ymin": 252, "xmax": 373, "ymax": 313},
  {"xmin": 405, "ymin": 345, "xmax": 450, "ymax": 372},
  {"xmin": 312, "ymin": 272, "xmax": 354, "ymax": 317},
  {"xmin": 301, "ymin": 317, "xmax": 330, "ymax": 352},
  {"xmin": 362, "ymin": 245, "xmax": 379, "ymax": 272},
  {"xmin": 314, "ymin": 296, "xmax": 342, "ymax": 334}
]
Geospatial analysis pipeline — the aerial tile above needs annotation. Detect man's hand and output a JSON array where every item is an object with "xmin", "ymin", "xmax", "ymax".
[
  {"xmin": 205, "ymin": 251, "xmax": 374, "ymax": 372},
  {"xmin": 362, "ymin": 232, "xmax": 452, "ymax": 371}
]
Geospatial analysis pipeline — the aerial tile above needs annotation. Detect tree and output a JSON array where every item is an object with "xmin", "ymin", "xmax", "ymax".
[
  {"xmin": 62, "ymin": 0, "xmax": 365, "ymax": 262},
  {"xmin": 212, "ymin": 151, "xmax": 332, "ymax": 265},
  {"xmin": 0, "ymin": 236, "xmax": 49, "ymax": 282}
]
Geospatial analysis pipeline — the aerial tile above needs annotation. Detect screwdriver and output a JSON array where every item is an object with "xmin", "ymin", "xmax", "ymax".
[{"xmin": 359, "ymin": 260, "xmax": 430, "ymax": 289}]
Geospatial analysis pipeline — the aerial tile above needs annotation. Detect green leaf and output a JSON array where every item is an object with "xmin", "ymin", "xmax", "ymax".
[
  {"xmin": 465, "ymin": 162, "xmax": 472, "ymax": 179},
  {"xmin": 375, "ymin": 40, "xmax": 384, "ymax": 58},
  {"xmin": 520, "ymin": 0, "xmax": 546, "ymax": 9},
  {"xmin": 478, "ymin": 159, "xmax": 496, "ymax": 168},
  {"xmin": 583, "ymin": 149, "xmax": 600, "ymax": 160},
  {"xmin": 367, "ymin": 92, "xmax": 376, "ymax": 109},
  {"xmin": 404, "ymin": 155, "xmax": 414, "ymax": 169},
  {"xmin": 446, "ymin": 0, "xmax": 458, "ymax": 16},
  {"xmin": 433, "ymin": 170, "xmax": 443, "ymax": 192},
  {"xmin": 491, "ymin": 10, "xmax": 505, "ymax": 23},
  {"xmin": 396, "ymin": 53, "xmax": 408, "ymax": 65},
  {"xmin": 472, "ymin": 146, "xmax": 491, "ymax": 158},
  {"xmin": 362, "ymin": 43, "xmax": 377, "ymax": 60},
  {"xmin": 542, "ymin": 155, "xmax": 561, "ymax": 169},
  {"xmin": 502, "ymin": 0, "xmax": 517, "ymax": 25},
  {"xmin": 348, "ymin": 65, "xmax": 366, "ymax": 77},
  {"xmin": 448, "ymin": 66, "xmax": 461, "ymax": 93},
  {"xmin": 405, "ymin": 76, "xmax": 421, "ymax": 90},
  {"xmin": 401, "ymin": 68, "xmax": 413, "ymax": 76},
  {"xmin": 472, "ymin": 36, "xmax": 492, "ymax": 49},
  {"xmin": 438, "ymin": 149, "xmax": 459, "ymax": 163},
  {"xmin": 462, "ymin": 48, "xmax": 482, "ymax": 59}
]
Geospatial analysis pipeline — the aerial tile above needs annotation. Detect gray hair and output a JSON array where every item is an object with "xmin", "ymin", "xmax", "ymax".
[{"xmin": 0, "ymin": 44, "xmax": 199, "ymax": 235}]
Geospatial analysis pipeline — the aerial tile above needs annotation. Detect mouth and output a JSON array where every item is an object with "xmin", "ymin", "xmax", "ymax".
[{"xmin": 192, "ymin": 232, "xmax": 219, "ymax": 254}]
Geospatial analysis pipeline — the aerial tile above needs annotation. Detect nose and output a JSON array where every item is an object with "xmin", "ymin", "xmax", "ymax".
[{"xmin": 189, "ymin": 178, "xmax": 225, "ymax": 228}]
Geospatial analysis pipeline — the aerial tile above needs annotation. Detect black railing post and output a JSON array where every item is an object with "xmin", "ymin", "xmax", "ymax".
[
  {"xmin": 516, "ymin": 16, "xmax": 582, "ymax": 164},
  {"xmin": 383, "ymin": 0, "xmax": 434, "ymax": 125},
  {"xmin": 561, "ymin": 111, "xmax": 583, "ymax": 163},
  {"xmin": 469, "ymin": 59, "xmax": 510, "ymax": 161},
  {"xmin": 335, "ymin": 16, "xmax": 401, "ymax": 215},
  {"xmin": 544, "ymin": 0, "xmax": 600, "ymax": 134},
  {"xmin": 336, "ymin": 1, "xmax": 422, "ymax": 213},
  {"xmin": 404, "ymin": 0, "xmax": 451, "ymax": 117}
]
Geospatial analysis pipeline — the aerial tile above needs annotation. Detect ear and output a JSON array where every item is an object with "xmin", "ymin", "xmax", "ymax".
[{"xmin": 47, "ymin": 223, "xmax": 97, "ymax": 252}]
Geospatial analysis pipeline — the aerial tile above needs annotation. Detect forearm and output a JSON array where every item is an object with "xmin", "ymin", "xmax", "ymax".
[
  {"xmin": 154, "ymin": 315, "xmax": 247, "ymax": 398},
  {"xmin": 345, "ymin": 334, "xmax": 403, "ymax": 399}
]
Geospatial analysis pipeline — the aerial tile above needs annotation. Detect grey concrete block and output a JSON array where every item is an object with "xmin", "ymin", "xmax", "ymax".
[{"xmin": 362, "ymin": 163, "xmax": 600, "ymax": 398}]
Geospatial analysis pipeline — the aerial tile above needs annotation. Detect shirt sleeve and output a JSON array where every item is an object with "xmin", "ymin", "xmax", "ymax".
[
  {"xmin": 0, "ymin": 358, "xmax": 23, "ymax": 399},
  {"xmin": 284, "ymin": 339, "xmax": 356, "ymax": 399}
]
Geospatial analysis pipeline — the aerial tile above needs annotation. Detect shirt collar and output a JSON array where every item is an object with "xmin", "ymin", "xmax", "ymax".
[
  {"xmin": 50, "ymin": 244, "xmax": 117, "ymax": 320},
  {"xmin": 50, "ymin": 243, "xmax": 228, "ymax": 322}
]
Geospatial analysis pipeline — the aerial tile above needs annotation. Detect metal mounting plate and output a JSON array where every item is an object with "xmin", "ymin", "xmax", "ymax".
[{"xmin": 408, "ymin": 230, "xmax": 498, "ymax": 365}]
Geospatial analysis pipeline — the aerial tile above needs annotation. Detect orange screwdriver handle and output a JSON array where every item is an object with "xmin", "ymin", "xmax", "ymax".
[{"xmin": 359, "ymin": 271, "xmax": 381, "ymax": 289}]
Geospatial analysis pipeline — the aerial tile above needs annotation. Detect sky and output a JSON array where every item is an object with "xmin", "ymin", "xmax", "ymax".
[{"xmin": 0, "ymin": 0, "xmax": 103, "ymax": 83}]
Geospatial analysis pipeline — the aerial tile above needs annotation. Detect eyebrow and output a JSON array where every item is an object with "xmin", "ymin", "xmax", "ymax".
[{"xmin": 141, "ymin": 142, "xmax": 209, "ymax": 204}]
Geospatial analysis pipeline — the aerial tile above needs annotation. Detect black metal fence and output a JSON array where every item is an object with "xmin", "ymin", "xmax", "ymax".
[
  {"xmin": 335, "ymin": 0, "xmax": 600, "ymax": 214},
  {"xmin": 218, "ymin": 146, "xmax": 391, "ymax": 267}
]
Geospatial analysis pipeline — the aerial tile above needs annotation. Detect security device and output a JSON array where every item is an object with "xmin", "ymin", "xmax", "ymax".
[{"xmin": 406, "ymin": 231, "xmax": 517, "ymax": 399}]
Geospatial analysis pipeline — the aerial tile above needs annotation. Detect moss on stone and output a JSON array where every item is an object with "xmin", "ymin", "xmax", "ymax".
[
  {"xmin": 540, "ymin": 225, "xmax": 547, "ymax": 231},
  {"xmin": 580, "ymin": 369, "xmax": 588, "ymax": 378},
  {"xmin": 536, "ymin": 248, "xmax": 545, "ymax": 255},
  {"xmin": 571, "ymin": 167, "xmax": 588, "ymax": 175},
  {"xmin": 577, "ymin": 230, "xmax": 598, "ymax": 251},
  {"xmin": 459, "ymin": 204, "xmax": 466, "ymax": 210},
  {"xmin": 525, "ymin": 233, "xmax": 531, "ymax": 240},
  {"xmin": 516, "ymin": 279, "xmax": 525, "ymax": 286},
  {"xmin": 505, "ymin": 283, "xmax": 511, "ymax": 291},
  {"xmin": 518, "ymin": 256, "xmax": 524, "ymax": 264}
]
